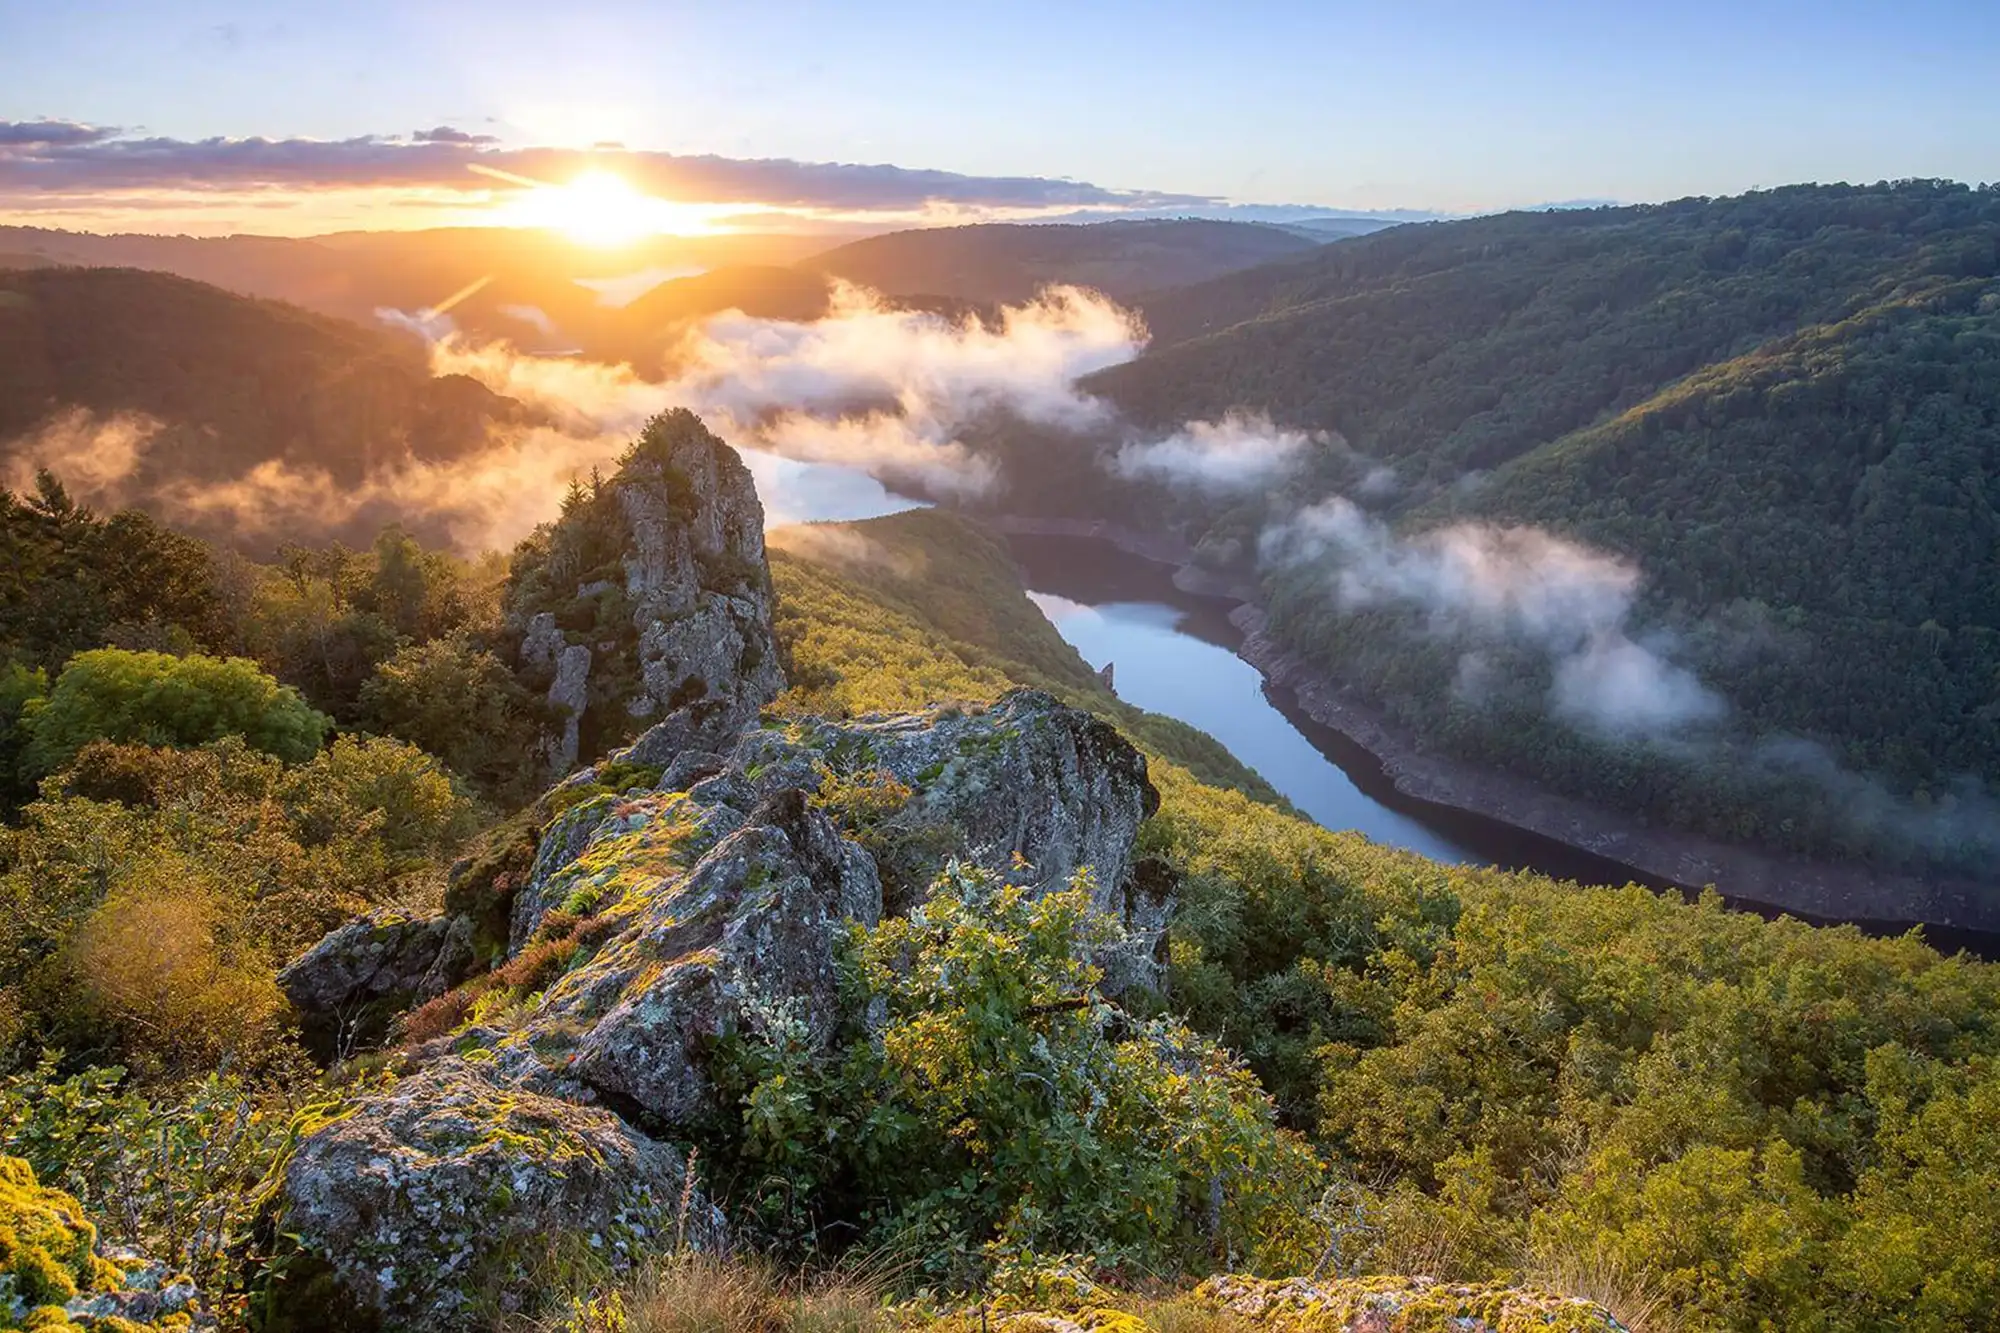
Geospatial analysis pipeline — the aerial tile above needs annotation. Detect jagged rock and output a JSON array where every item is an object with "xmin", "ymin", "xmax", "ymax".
[
  {"xmin": 546, "ymin": 642, "xmax": 593, "ymax": 774},
  {"xmin": 278, "ymin": 913, "xmax": 475, "ymax": 1058},
  {"xmin": 265, "ymin": 1061, "xmax": 721, "ymax": 1333},
  {"xmin": 517, "ymin": 786, "xmax": 881, "ymax": 1125},
  {"xmin": 737, "ymin": 690, "xmax": 1161, "ymax": 917},
  {"xmin": 508, "ymin": 787, "xmax": 749, "ymax": 952},
  {"xmin": 505, "ymin": 411, "xmax": 783, "ymax": 778}
]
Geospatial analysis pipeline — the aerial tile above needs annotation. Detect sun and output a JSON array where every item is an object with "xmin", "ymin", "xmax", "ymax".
[{"xmin": 500, "ymin": 169, "xmax": 733, "ymax": 245}]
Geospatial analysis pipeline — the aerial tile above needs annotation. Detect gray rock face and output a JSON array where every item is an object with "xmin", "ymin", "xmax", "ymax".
[
  {"xmin": 271, "ymin": 690, "xmax": 1163, "ymax": 1327},
  {"xmin": 268, "ymin": 1060, "xmax": 720, "ymax": 1332},
  {"xmin": 505, "ymin": 410, "xmax": 783, "ymax": 778},
  {"xmin": 278, "ymin": 913, "xmax": 475, "ymax": 1058},
  {"xmin": 533, "ymin": 787, "xmax": 882, "ymax": 1125},
  {"xmin": 734, "ymin": 690, "xmax": 1161, "ymax": 917}
]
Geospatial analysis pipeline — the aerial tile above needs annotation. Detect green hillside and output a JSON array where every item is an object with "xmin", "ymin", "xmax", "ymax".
[
  {"xmin": 768, "ymin": 508, "xmax": 1284, "ymax": 804},
  {"xmin": 1017, "ymin": 181, "xmax": 2000, "ymax": 871}
]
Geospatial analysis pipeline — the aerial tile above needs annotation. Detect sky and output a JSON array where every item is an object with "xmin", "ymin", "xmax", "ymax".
[{"xmin": 2, "ymin": 0, "xmax": 1997, "ymax": 236}]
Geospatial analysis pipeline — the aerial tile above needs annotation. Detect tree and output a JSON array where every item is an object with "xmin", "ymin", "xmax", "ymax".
[
  {"xmin": 21, "ymin": 649, "xmax": 330, "ymax": 775},
  {"xmin": 357, "ymin": 637, "xmax": 546, "ymax": 804}
]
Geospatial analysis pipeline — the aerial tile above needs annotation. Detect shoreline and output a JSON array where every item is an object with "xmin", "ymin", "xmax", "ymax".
[{"xmin": 988, "ymin": 513, "xmax": 2000, "ymax": 936}]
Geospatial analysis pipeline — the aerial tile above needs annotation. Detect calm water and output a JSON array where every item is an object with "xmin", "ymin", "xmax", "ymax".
[{"xmin": 1031, "ymin": 590, "xmax": 1475, "ymax": 863}]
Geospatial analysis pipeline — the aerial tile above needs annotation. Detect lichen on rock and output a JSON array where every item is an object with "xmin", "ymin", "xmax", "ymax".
[{"xmin": 264, "ymin": 1062, "xmax": 719, "ymax": 1332}]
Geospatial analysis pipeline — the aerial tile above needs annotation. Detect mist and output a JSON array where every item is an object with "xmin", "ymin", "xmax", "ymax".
[
  {"xmin": 1110, "ymin": 411, "xmax": 1313, "ymax": 492},
  {"xmin": 1261, "ymin": 495, "xmax": 1725, "ymax": 738},
  {"xmin": 4, "ymin": 283, "xmax": 1151, "ymax": 552}
]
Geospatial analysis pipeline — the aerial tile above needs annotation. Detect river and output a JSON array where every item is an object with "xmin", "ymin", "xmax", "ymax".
[{"xmin": 1002, "ymin": 532, "xmax": 1726, "ymax": 889}]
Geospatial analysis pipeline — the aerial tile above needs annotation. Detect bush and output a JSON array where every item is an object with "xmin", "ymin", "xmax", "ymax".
[
  {"xmin": 358, "ymin": 637, "xmax": 546, "ymax": 805},
  {"xmin": 22, "ymin": 649, "xmax": 329, "ymax": 775},
  {"xmin": 716, "ymin": 863, "xmax": 1323, "ymax": 1279},
  {"xmin": 0, "ymin": 1054, "xmax": 292, "ymax": 1301}
]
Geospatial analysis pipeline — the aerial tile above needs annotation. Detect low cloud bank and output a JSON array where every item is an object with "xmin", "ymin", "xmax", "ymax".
[
  {"xmin": 1262, "ymin": 496, "xmax": 1725, "ymax": 738},
  {"xmin": 1111, "ymin": 411, "xmax": 1314, "ymax": 492},
  {"xmin": 1261, "ymin": 494, "xmax": 2000, "ymax": 867}
]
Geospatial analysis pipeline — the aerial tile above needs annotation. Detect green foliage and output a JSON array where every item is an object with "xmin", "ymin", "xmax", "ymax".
[
  {"xmin": 246, "ymin": 528, "xmax": 503, "ymax": 723},
  {"xmin": 714, "ymin": 864, "xmax": 1321, "ymax": 1280},
  {"xmin": 358, "ymin": 636, "xmax": 545, "ymax": 804},
  {"xmin": 0, "ymin": 1054, "xmax": 291, "ymax": 1302},
  {"xmin": 775, "ymin": 525, "xmax": 2000, "ymax": 1328},
  {"xmin": 0, "ymin": 737, "xmax": 476, "ymax": 1076},
  {"xmin": 0, "ymin": 473, "xmax": 227, "ymax": 677},
  {"xmin": 0, "ymin": 666, "xmax": 47, "ymax": 813},
  {"xmin": 21, "ymin": 650, "xmax": 329, "ymax": 776}
]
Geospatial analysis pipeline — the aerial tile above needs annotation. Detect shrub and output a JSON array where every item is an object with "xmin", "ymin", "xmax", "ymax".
[
  {"xmin": 715, "ymin": 863, "xmax": 1323, "ymax": 1278},
  {"xmin": 0, "ymin": 1055, "xmax": 291, "ymax": 1302},
  {"xmin": 21, "ymin": 649, "xmax": 329, "ymax": 775}
]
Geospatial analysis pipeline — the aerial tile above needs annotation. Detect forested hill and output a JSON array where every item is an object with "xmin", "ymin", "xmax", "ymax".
[
  {"xmin": 0, "ymin": 265, "xmax": 527, "ymax": 492},
  {"xmin": 1038, "ymin": 181, "xmax": 2000, "ymax": 875},
  {"xmin": 800, "ymin": 218, "xmax": 1324, "ymax": 304},
  {"xmin": 1099, "ymin": 181, "xmax": 2000, "ymax": 475}
]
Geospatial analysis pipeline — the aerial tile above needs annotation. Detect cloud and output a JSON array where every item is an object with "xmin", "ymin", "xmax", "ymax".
[
  {"xmin": 1110, "ymin": 410, "xmax": 1313, "ymax": 492},
  {"xmin": 428, "ymin": 281, "xmax": 1142, "ymax": 500},
  {"xmin": 766, "ymin": 523, "xmax": 919, "ymax": 576},
  {"xmin": 1262, "ymin": 496, "xmax": 1726, "ymax": 737},
  {"xmin": 412, "ymin": 125, "xmax": 498, "ymax": 146},
  {"xmin": 8, "ymin": 282, "xmax": 1143, "ymax": 553},
  {"xmin": 0, "ymin": 125, "xmax": 1215, "ymax": 216},
  {"xmin": 0, "ymin": 120, "xmax": 117, "ymax": 148},
  {"xmin": 0, "ymin": 408, "xmax": 162, "ymax": 495}
]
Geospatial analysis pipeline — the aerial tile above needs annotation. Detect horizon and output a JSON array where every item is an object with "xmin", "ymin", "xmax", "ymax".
[{"xmin": 4, "ymin": 0, "xmax": 1997, "ymax": 239}]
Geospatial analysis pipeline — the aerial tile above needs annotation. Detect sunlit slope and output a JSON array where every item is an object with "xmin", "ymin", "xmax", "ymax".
[{"xmin": 768, "ymin": 506, "xmax": 1285, "ymax": 804}]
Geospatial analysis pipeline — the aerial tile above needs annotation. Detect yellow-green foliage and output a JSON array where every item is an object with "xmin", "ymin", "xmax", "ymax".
[
  {"xmin": 1187, "ymin": 1275, "xmax": 1624, "ymax": 1332},
  {"xmin": 769, "ymin": 513, "xmax": 1282, "ymax": 804},
  {"xmin": 0, "ymin": 1154, "xmax": 115, "ymax": 1325},
  {"xmin": 764, "ymin": 504, "xmax": 2000, "ymax": 1332},
  {"xmin": 0, "ymin": 735, "xmax": 477, "ymax": 1076}
]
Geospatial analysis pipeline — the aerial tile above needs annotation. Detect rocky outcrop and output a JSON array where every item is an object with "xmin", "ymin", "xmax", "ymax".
[
  {"xmin": 267, "ymin": 689, "xmax": 1164, "ymax": 1327},
  {"xmin": 505, "ymin": 410, "xmax": 783, "ymax": 778},
  {"xmin": 277, "ymin": 913, "xmax": 475, "ymax": 1059},
  {"xmin": 265, "ymin": 1062, "xmax": 718, "ymax": 1332}
]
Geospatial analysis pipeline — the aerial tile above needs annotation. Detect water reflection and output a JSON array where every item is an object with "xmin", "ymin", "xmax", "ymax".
[{"xmin": 1030, "ymin": 592, "xmax": 1474, "ymax": 862}]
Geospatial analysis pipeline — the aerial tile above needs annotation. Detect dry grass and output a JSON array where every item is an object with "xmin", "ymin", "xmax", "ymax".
[
  {"xmin": 541, "ymin": 1251, "xmax": 897, "ymax": 1333},
  {"xmin": 1524, "ymin": 1253, "xmax": 1690, "ymax": 1333}
]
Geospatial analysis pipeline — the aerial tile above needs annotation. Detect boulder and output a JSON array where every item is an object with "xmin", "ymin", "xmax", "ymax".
[
  {"xmin": 277, "ymin": 913, "xmax": 475, "ymax": 1058},
  {"xmin": 516, "ymin": 786, "xmax": 880, "ymax": 1126},
  {"xmin": 264, "ymin": 1061, "xmax": 720, "ymax": 1332}
]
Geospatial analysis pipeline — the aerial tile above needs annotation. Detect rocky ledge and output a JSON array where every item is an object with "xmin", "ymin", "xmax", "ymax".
[{"xmin": 263, "ymin": 689, "xmax": 1162, "ymax": 1329}]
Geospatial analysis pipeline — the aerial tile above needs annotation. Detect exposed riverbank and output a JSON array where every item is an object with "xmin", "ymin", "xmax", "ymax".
[{"xmin": 989, "ymin": 513, "xmax": 2000, "ymax": 938}]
